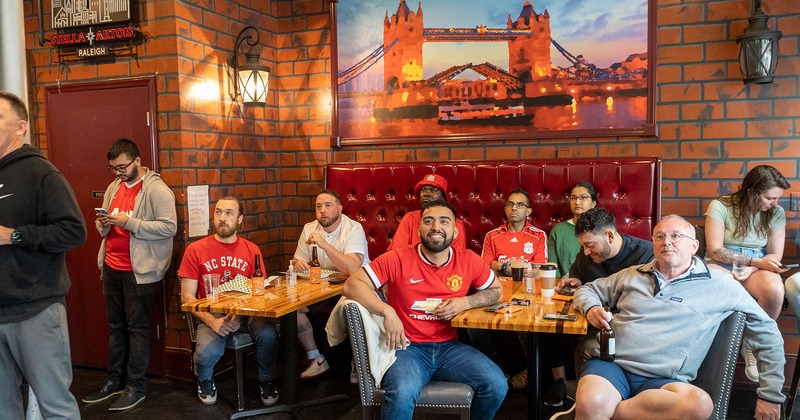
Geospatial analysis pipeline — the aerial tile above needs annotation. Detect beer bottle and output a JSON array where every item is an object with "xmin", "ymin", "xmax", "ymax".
[
  {"xmin": 309, "ymin": 245, "xmax": 322, "ymax": 284},
  {"xmin": 252, "ymin": 254, "xmax": 265, "ymax": 295},
  {"xmin": 599, "ymin": 306, "xmax": 615, "ymax": 361}
]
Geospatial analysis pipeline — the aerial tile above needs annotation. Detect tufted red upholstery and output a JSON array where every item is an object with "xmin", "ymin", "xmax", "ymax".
[{"xmin": 326, "ymin": 158, "xmax": 662, "ymax": 260}]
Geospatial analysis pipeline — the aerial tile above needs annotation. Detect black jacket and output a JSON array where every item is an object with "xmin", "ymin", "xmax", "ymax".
[{"xmin": 0, "ymin": 145, "xmax": 86, "ymax": 322}]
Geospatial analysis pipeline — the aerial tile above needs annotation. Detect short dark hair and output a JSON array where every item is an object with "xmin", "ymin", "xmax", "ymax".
[
  {"xmin": 218, "ymin": 196, "xmax": 244, "ymax": 216},
  {"xmin": 318, "ymin": 188, "xmax": 341, "ymax": 205},
  {"xmin": 107, "ymin": 138, "xmax": 140, "ymax": 160},
  {"xmin": 574, "ymin": 208, "xmax": 616, "ymax": 236},
  {"xmin": 508, "ymin": 187, "xmax": 531, "ymax": 205},
  {"xmin": 421, "ymin": 199, "xmax": 457, "ymax": 220},
  {"xmin": 0, "ymin": 91, "xmax": 29, "ymax": 122}
]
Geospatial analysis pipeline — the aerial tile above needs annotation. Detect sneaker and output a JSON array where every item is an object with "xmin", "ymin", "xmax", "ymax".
[
  {"xmin": 108, "ymin": 386, "xmax": 145, "ymax": 411},
  {"xmin": 300, "ymin": 357, "xmax": 330, "ymax": 380},
  {"xmin": 81, "ymin": 380, "xmax": 124, "ymax": 404},
  {"xmin": 197, "ymin": 379, "xmax": 217, "ymax": 405},
  {"xmin": 350, "ymin": 360, "xmax": 359, "ymax": 385},
  {"xmin": 544, "ymin": 378, "xmax": 567, "ymax": 407},
  {"xmin": 260, "ymin": 381, "xmax": 279, "ymax": 406},
  {"xmin": 510, "ymin": 368, "xmax": 528, "ymax": 390},
  {"xmin": 742, "ymin": 344, "xmax": 759, "ymax": 382},
  {"xmin": 549, "ymin": 403, "xmax": 576, "ymax": 420}
]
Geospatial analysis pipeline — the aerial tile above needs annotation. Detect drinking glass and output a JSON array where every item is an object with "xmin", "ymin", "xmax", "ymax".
[{"xmin": 510, "ymin": 257, "xmax": 525, "ymax": 281}]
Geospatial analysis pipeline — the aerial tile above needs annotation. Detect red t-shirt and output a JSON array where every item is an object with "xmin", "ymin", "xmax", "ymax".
[
  {"xmin": 178, "ymin": 235, "xmax": 263, "ymax": 299},
  {"xmin": 481, "ymin": 221, "xmax": 548, "ymax": 266},
  {"xmin": 104, "ymin": 180, "xmax": 143, "ymax": 270},
  {"xmin": 388, "ymin": 209, "xmax": 468, "ymax": 251},
  {"xmin": 364, "ymin": 245, "xmax": 494, "ymax": 343}
]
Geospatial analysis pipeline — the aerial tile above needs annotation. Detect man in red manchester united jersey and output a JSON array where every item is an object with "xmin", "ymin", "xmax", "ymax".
[{"xmin": 344, "ymin": 200, "xmax": 508, "ymax": 420}]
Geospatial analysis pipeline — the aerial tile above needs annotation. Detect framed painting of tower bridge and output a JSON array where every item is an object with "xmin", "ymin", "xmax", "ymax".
[{"xmin": 329, "ymin": 0, "xmax": 657, "ymax": 147}]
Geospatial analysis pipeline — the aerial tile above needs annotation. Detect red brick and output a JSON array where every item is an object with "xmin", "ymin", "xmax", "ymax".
[
  {"xmin": 658, "ymin": 45, "xmax": 704, "ymax": 64},
  {"xmin": 702, "ymin": 81, "xmax": 746, "ymax": 101},
  {"xmin": 774, "ymin": 139, "xmax": 800, "ymax": 158},
  {"xmin": 707, "ymin": 0, "xmax": 749, "ymax": 21},
  {"xmin": 726, "ymin": 101, "xmax": 772, "ymax": 119},
  {"xmin": 681, "ymin": 103, "xmax": 723, "ymax": 121},
  {"xmin": 639, "ymin": 142, "xmax": 679, "ymax": 159},
  {"xmin": 681, "ymin": 141, "xmax": 721, "ymax": 159},
  {"xmin": 678, "ymin": 180, "xmax": 722, "ymax": 197},
  {"xmin": 683, "ymin": 23, "xmax": 728, "ymax": 43},
  {"xmin": 658, "ymin": 4, "xmax": 705, "ymax": 26},
  {"xmin": 657, "ymin": 27, "xmax": 682, "ymax": 45},
  {"xmin": 701, "ymin": 161, "xmax": 749, "ymax": 179},
  {"xmin": 659, "ymin": 123, "xmax": 701, "ymax": 141},
  {"xmin": 701, "ymin": 121, "xmax": 746, "ymax": 140},
  {"xmin": 683, "ymin": 63, "xmax": 727, "ymax": 81},
  {"xmin": 747, "ymin": 119, "xmax": 794, "ymax": 138},
  {"xmin": 723, "ymin": 140, "xmax": 771, "ymax": 158},
  {"xmin": 660, "ymin": 84, "xmax": 702, "ymax": 102},
  {"xmin": 747, "ymin": 161, "xmax": 795, "ymax": 178},
  {"xmin": 664, "ymin": 162, "xmax": 700, "ymax": 179}
]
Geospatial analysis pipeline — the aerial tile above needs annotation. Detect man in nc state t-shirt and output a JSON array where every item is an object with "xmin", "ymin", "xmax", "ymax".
[{"xmin": 179, "ymin": 235, "xmax": 262, "ymax": 299}]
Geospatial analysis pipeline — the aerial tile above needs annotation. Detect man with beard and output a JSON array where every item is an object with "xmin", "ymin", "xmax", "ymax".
[
  {"xmin": 292, "ymin": 189, "xmax": 369, "ymax": 379},
  {"xmin": 343, "ymin": 200, "xmax": 508, "ymax": 420},
  {"xmin": 179, "ymin": 197, "xmax": 279, "ymax": 407},
  {"xmin": 388, "ymin": 173, "xmax": 467, "ymax": 251},
  {"xmin": 84, "ymin": 138, "xmax": 176, "ymax": 411}
]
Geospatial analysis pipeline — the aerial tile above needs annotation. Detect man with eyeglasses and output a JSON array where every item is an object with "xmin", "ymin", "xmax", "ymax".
[
  {"xmin": 481, "ymin": 187, "xmax": 547, "ymax": 275},
  {"xmin": 83, "ymin": 138, "xmax": 177, "ymax": 411},
  {"xmin": 388, "ymin": 174, "xmax": 467, "ymax": 251},
  {"xmin": 551, "ymin": 215, "xmax": 784, "ymax": 420}
]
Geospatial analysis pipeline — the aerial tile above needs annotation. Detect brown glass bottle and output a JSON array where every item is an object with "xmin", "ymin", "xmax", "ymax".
[
  {"xmin": 252, "ymin": 254, "xmax": 265, "ymax": 295},
  {"xmin": 599, "ymin": 306, "xmax": 615, "ymax": 361},
  {"xmin": 309, "ymin": 245, "xmax": 321, "ymax": 284}
]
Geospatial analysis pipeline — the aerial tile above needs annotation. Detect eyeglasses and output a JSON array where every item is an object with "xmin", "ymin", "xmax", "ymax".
[
  {"xmin": 569, "ymin": 195, "xmax": 592, "ymax": 202},
  {"xmin": 108, "ymin": 160, "xmax": 135, "ymax": 173},
  {"xmin": 652, "ymin": 232, "xmax": 695, "ymax": 243},
  {"xmin": 504, "ymin": 201, "xmax": 529, "ymax": 209}
]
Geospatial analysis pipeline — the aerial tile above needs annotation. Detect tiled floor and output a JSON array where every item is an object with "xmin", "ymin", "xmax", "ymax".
[{"xmin": 68, "ymin": 365, "xmax": 795, "ymax": 419}]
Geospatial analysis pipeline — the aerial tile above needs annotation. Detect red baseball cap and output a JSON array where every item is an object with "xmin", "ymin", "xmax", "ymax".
[{"xmin": 414, "ymin": 174, "xmax": 448, "ymax": 196}]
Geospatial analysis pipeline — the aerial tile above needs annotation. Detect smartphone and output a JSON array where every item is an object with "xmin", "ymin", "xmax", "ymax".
[
  {"xmin": 783, "ymin": 263, "xmax": 799, "ymax": 269},
  {"xmin": 94, "ymin": 207, "xmax": 109, "ymax": 215},
  {"xmin": 484, "ymin": 303, "xmax": 505, "ymax": 312},
  {"xmin": 559, "ymin": 287, "xmax": 577, "ymax": 296},
  {"xmin": 511, "ymin": 298, "xmax": 530, "ymax": 306},
  {"xmin": 543, "ymin": 313, "xmax": 578, "ymax": 321}
]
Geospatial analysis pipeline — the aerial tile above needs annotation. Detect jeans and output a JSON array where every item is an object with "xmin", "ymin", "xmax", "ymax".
[
  {"xmin": 102, "ymin": 264, "xmax": 157, "ymax": 393},
  {"xmin": 0, "ymin": 303, "xmax": 80, "ymax": 419},
  {"xmin": 194, "ymin": 317, "xmax": 278, "ymax": 382},
  {"xmin": 786, "ymin": 273, "xmax": 800, "ymax": 322},
  {"xmin": 380, "ymin": 340, "xmax": 508, "ymax": 420}
]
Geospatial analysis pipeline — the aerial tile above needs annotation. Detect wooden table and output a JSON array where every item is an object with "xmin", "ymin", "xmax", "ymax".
[
  {"xmin": 181, "ymin": 275, "xmax": 348, "ymax": 419},
  {"xmin": 451, "ymin": 280, "xmax": 587, "ymax": 420}
]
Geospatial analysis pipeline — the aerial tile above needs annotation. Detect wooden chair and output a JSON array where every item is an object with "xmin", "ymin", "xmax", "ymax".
[
  {"xmin": 344, "ymin": 302, "xmax": 473, "ymax": 420},
  {"xmin": 563, "ymin": 311, "xmax": 745, "ymax": 420},
  {"xmin": 185, "ymin": 311, "xmax": 255, "ymax": 412}
]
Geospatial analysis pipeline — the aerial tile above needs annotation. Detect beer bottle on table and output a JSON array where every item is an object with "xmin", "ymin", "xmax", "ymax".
[
  {"xmin": 309, "ymin": 245, "xmax": 321, "ymax": 284},
  {"xmin": 600, "ymin": 306, "xmax": 615, "ymax": 361},
  {"xmin": 252, "ymin": 254, "xmax": 265, "ymax": 295}
]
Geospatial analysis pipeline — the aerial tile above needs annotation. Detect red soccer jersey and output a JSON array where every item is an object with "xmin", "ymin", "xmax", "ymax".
[
  {"xmin": 364, "ymin": 245, "xmax": 495, "ymax": 343},
  {"xmin": 481, "ymin": 221, "xmax": 548, "ymax": 266},
  {"xmin": 104, "ymin": 180, "xmax": 143, "ymax": 270},
  {"xmin": 388, "ymin": 209, "xmax": 468, "ymax": 251},
  {"xmin": 178, "ymin": 235, "xmax": 264, "ymax": 299}
]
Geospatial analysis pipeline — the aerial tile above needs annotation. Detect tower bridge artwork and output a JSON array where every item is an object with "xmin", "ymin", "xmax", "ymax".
[{"xmin": 335, "ymin": 0, "xmax": 650, "ymax": 140}]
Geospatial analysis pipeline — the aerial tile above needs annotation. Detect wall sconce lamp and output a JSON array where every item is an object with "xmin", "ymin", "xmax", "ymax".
[
  {"xmin": 229, "ymin": 26, "xmax": 271, "ymax": 106},
  {"xmin": 735, "ymin": 0, "xmax": 781, "ymax": 84}
]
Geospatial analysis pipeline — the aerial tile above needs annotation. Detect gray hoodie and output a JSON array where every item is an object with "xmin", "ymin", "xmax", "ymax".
[{"xmin": 96, "ymin": 168, "xmax": 177, "ymax": 284}]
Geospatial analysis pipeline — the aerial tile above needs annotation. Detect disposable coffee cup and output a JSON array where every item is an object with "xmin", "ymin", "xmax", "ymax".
[
  {"xmin": 540, "ymin": 263, "xmax": 557, "ymax": 298},
  {"xmin": 510, "ymin": 257, "xmax": 525, "ymax": 281}
]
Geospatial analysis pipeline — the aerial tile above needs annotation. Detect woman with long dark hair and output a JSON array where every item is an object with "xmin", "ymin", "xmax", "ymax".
[{"xmin": 704, "ymin": 165, "xmax": 789, "ymax": 382}]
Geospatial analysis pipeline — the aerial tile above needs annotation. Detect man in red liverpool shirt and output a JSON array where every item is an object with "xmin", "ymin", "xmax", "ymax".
[
  {"xmin": 388, "ymin": 173, "xmax": 468, "ymax": 251},
  {"xmin": 482, "ymin": 187, "xmax": 548, "ymax": 273},
  {"xmin": 344, "ymin": 200, "xmax": 507, "ymax": 419},
  {"xmin": 84, "ymin": 139, "xmax": 176, "ymax": 411}
]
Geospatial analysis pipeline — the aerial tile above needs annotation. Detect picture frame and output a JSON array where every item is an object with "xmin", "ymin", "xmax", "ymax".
[{"xmin": 329, "ymin": 0, "xmax": 657, "ymax": 147}]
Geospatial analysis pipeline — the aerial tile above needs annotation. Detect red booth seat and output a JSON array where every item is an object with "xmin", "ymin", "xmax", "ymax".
[{"xmin": 325, "ymin": 158, "xmax": 662, "ymax": 260}]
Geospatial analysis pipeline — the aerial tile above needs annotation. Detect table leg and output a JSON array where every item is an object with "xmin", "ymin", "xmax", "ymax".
[{"xmin": 526, "ymin": 332, "xmax": 541, "ymax": 420}]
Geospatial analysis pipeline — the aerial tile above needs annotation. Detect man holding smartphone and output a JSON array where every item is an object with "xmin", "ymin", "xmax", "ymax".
[{"xmin": 83, "ymin": 139, "xmax": 177, "ymax": 411}]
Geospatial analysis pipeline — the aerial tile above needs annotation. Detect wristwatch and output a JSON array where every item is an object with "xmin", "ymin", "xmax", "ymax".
[
  {"xmin": 10, "ymin": 229, "xmax": 21, "ymax": 245},
  {"xmin": 500, "ymin": 262, "xmax": 509, "ymax": 273}
]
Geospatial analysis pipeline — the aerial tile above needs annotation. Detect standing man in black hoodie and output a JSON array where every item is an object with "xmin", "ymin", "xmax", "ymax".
[{"xmin": 0, "ymin": 91, "xmax": 87, "ymax": 418}]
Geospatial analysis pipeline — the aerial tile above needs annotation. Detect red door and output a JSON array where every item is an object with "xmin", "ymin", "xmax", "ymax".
[{"xmin": 44, "ymin": 78, "xmax": 165, "ymax": 375}]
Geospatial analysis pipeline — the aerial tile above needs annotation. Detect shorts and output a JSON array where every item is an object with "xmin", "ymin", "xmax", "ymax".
[
  {"xmin": 581, "ymin": 358, "xmax": 679, "ymax": 399},
  {"xmin": 706, "ymin": 246, "xmax": 765, "ymax": 271}
]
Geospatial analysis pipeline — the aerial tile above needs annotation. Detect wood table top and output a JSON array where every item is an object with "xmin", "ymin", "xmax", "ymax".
[
  {"xmin": 181, "ymin": 275, "xmax": 345, "ymax": 318},
  {"xmin": 451, "ymin": 280, "xmax": 588, "ymax": 335}
]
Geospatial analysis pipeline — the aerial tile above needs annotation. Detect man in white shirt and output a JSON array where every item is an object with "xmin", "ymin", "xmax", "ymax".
[{"xmin": 293, "ymin": 189, "xmax": 370, "ymax": 379}]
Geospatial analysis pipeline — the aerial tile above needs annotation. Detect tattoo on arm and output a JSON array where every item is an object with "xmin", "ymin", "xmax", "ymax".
[
  {"xmin": 467, "ymin": 287, "xmax": 502, "ymax": 308},
  {"xmin": 712, "ymin": 247, "xmax": 749, "ymax": 266}
]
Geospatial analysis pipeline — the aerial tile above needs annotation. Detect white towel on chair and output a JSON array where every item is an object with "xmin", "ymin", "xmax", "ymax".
[{"xmin": 326, "ymin": 296, "xmax": 397, "ymax": 387}]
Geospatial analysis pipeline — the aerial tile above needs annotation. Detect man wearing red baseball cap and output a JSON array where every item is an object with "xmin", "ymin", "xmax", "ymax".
[{"xmin": 388, "ymin": 174, "xmax": 467, "ymax": 251}]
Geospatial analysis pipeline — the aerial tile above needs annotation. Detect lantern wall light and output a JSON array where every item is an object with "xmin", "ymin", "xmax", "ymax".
[
  {"xmin": 735, "ymin": 0, "xmax": 782, "ymax": 84},
  {"xmin": 229, "ymin": 26, "xmax": 271, "ymax": 106}
]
